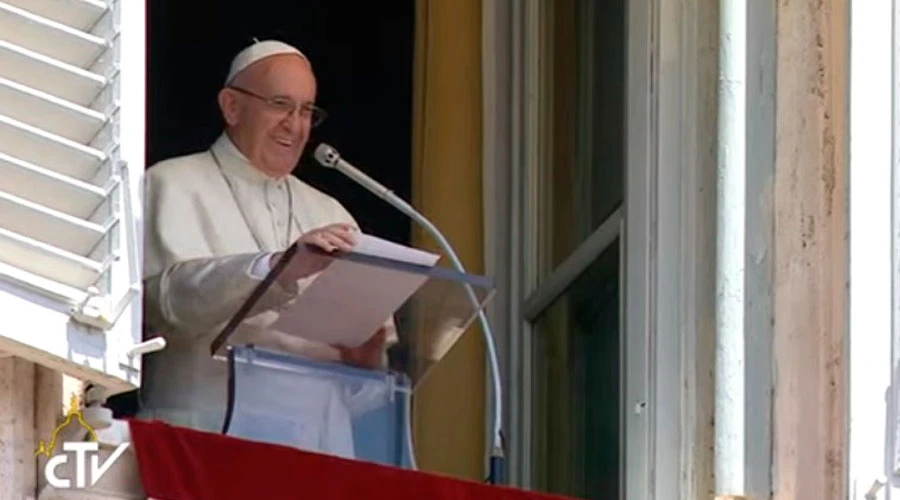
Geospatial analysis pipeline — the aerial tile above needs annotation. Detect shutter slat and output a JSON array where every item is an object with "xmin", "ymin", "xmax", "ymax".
[
  {"xmin": 0, "ymin": 2, "xmax": 108, "ymax": 68},
  {"xmin": 0, "ymin": 191, "xmax": 107, "ymax": 256},
  {"xmin": 0, "ymin": 77, "xmax": 106, "ymax": 144},
  {"xmin": 0, "ymin": 153, "xmax": 105, "ymax": 219},
  {"xmin": 2, "ymin": 0, "xmax": 107, "ymax": 32},
  {"xmin": 0, "ymin": 114, "xmax": 105, "ymax": 182},
  {"xmin": 0, "ymin": 40, "xmax": 105, "ymax": 106},
  {"xmin": 0, "ymin": 228, "xmax": 102, "ymax": 290}
]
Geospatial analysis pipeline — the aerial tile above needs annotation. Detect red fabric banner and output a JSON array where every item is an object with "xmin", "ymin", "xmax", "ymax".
[{"xmin": 128, "ymin": 419, "xmax": 580, "ymax": 500}]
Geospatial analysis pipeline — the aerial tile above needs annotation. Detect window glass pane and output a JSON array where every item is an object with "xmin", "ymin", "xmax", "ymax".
[
  {"xmin": 528, "ymin": 0, "xmax": 625, "ymax": 495},
  {"xmin": 532, "ymin": 240, "xmax": 620, "ymax": 499},
  {"xmin": 536, "ymin": 0, "xmax": 625, "ymax": 275}
]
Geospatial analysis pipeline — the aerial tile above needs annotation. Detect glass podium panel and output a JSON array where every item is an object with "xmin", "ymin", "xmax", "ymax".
[
  {"xmin": 209, "ymin": 240, "xmax": 496, "ymax": 465},
  {"xmin": 210, "ymin": 241, "xmax": 496, "ymax": 389},
  {"xmin": 224, "ymin": 345, "xmax": 413, "ymax": 467}
]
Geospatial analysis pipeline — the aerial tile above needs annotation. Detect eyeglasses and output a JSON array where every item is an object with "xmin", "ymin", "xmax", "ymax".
[{"xmin": 228, "ymin": 86, "xmax": 328, "ymax": 128}]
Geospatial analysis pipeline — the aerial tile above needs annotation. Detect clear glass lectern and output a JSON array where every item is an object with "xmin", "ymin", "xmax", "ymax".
[{"xmin": 209, "ymin": 241, "xmax": 496, "ymax": 468}]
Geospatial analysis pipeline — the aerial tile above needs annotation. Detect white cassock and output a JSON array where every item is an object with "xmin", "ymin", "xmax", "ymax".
[{"xmin": 139, "ymin": 133, "xmax": 395, "ymax": 458}]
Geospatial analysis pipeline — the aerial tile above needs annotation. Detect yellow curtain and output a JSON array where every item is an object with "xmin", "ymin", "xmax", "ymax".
[{"xmin": 411, "ymin": 0, "xmax": 485, "ymax": 480}]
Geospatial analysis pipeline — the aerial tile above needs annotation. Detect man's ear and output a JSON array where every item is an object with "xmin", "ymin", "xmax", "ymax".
[{"xmin": 218, "ymin": 88, "xmax": 240, "ymax": 126}]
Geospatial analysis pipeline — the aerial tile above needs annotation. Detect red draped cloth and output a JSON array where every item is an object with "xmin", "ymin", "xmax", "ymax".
[{"xmin": 128, "ymin": 419, "xmax": 580, "ymax": 500}]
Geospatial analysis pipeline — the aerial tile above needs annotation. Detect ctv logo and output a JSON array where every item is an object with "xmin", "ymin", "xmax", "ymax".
[{"xmin": 34, "ymin": 395, "xmax": 130, "ymax": 489}]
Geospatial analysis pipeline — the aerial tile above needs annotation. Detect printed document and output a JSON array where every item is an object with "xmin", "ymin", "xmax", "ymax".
[{"xmin": 270, "ymin": 233, "xmax": 440, "ymax": 347}]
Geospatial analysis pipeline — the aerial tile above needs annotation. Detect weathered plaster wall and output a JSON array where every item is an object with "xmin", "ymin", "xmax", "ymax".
[
  {"xmin": 772, "ymin": 1, "xmax": 849, "ymax": 499},
  {"xmin": 0, "ymin": 361, "xmax": 73, "ymax": 499},
  {"xmin": 0, "ymin": 358, "xmax": 35, "ymax": 499}
]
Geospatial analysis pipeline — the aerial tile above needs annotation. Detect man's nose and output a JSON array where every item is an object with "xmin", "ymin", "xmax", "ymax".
[{"xmin": 280, "ymin": 110, "xmax": 309, "ymax": 134}]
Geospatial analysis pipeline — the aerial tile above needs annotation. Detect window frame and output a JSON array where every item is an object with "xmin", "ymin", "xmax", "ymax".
[{"xmin": 482, "ymin": 0, "xmax": 717, "ymax": 497}]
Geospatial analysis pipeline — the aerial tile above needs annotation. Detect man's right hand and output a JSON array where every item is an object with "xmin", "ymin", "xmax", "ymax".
[{"xmin": 271, "ymin": 223, "xmax": 359, "ymax": 285}]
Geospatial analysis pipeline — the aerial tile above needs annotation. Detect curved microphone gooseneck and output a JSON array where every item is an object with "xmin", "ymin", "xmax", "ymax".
[{"xmin": 314, "ymin": 143, "xmax": 505, "ymax": 484}]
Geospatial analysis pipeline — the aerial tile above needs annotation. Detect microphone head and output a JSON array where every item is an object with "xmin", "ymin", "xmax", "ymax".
[{"xmin": 314, "ymin": 143, "xmax": 340, "ymax": 168}]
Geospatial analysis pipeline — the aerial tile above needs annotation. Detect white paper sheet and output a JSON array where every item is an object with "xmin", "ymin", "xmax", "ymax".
[
  {"xmin": 351, "ymin": 234, "xmax": 439, "ymax": 266},
  {"xmin": 270, "ymin": 233, "xmax": 440, "ymax": 347}
]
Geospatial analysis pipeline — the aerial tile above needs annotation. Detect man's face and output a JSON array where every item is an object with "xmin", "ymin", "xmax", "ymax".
[{"xmin": 221, "ymin": 54, "xmax": 320, "ymax": 178}]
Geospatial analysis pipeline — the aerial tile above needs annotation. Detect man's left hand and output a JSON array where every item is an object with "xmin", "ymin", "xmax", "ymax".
[{"xmin": 333, "ymin": 327, "xmax": 387, "ymax": 369}]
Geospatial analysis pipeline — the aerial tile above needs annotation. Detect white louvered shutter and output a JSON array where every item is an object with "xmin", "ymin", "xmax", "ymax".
[{"xmin": 0, "ymin": 0, "xmax": 147, "ymax": 393}]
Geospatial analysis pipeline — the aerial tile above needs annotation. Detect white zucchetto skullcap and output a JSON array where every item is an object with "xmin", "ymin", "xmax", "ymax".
[{"xmin": 225, "ymin": 39, "xmax": 307, "ymax": 85}]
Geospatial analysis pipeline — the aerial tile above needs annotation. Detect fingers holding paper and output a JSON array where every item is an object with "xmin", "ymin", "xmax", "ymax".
[
  {"xmin": 301, "ymin": 223, "xmax": 358, "ymax": 252},
  {"xmin": 271, "ymin": 223, "xmax": 359, "ymax": 284}
]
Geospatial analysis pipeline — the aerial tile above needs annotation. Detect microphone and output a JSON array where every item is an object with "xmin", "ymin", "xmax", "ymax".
[
  {"xmin": 314, "ymin": 143, "xmax": 505, "ymax": 484},
  {"xmin": 314, "ymin": 144, "xmax": 412, "ymax": 213}
]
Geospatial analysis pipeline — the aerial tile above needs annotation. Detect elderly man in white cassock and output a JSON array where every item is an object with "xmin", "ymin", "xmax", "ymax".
[{"xmin": 139, "ymin": 40, "xmax": 395, "ymax": 458}]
